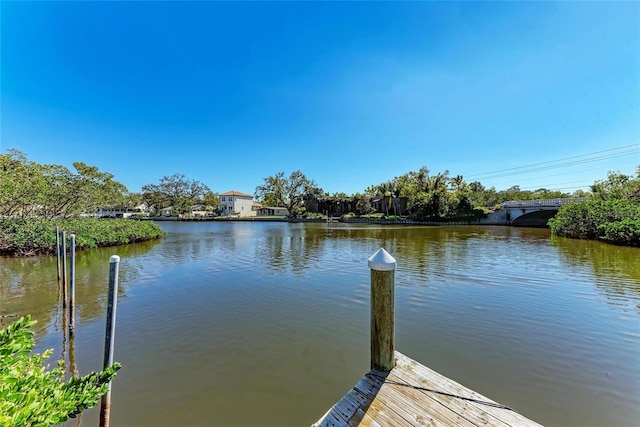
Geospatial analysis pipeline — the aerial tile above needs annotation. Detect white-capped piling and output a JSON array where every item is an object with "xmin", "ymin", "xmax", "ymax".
[{"xmin": 368, "ymin": 248, "xmax": 396, "ymax": 372}]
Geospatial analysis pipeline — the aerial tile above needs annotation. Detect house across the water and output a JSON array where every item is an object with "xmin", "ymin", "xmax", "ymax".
[
  {"xmin": 219, "ymin": 190, "xmax": 257, "ymax": 217},
  {"xmin": 256, "ymin": 206, "xmax": 289, "ymax": 216}
]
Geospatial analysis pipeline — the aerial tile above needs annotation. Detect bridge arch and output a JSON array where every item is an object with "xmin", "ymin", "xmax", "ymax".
[{"xmin": 511, "ymin": 210, "xmax": 558, "ymax": 227}]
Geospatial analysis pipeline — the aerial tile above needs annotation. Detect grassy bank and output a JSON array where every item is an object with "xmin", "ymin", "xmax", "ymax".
[{"xmin": 0, "ymin": 218, "xmax": 165, "ymax": 256}]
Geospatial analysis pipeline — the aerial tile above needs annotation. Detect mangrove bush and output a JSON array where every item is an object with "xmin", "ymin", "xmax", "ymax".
[
  {"xmin": 0, "ymin": 218, "xmax": 165, "ymax": 256},
  {"xmin": 0, "ymin": 316, "xmax": 120, "ymax": 427},
  {"xmin": 548, "ymin": 169, "xmax": 640, "ymax": 247}
]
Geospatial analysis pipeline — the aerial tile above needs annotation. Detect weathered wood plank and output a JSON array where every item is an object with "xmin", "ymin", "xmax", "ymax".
[
  {"xmin": 313, "ymin": 352, "xmax": 542, "ymax": 427},
  {"xmin": 381, "ymin": 371, "xmax": 480, "ymax": 427},
  {"xmin": 389, "ymin": 363, "xmax": 500, "ymax": 426},
  {"xmin": 394, "ymin": 352, "xmax": 541, "ymax": 427},
  {"xmin": 314, "ymin": 373, "xmax": 385, "ymax": 427}
]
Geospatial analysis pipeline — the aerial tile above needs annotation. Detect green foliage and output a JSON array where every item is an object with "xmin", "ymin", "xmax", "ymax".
[
  {"xmin": 353, "ymin": 193, "xmax": 373, "ymax": 215},
  {"xmin": 590, "ymin": 170, "xmax": 640, "ymax": 200},
  {"xmin": 362, "ymin": 213, "xmax": 385, "ymax": 219},
  {"xmin": 0, "ymin": 316, "xmax": 121, "ymax": 426},
  {"xmin": 141, "ymin": 173, "xmax": 212, "ymax": 215},
  {"xmin": 367, "ymin": 166, "xmax": 487, "ymax": 221},
  {"xmin": 303, "ymin": 212, "xmax": 325, "ymax": 219},
  {"xmin": 255, "ymin": 171, "xmax": 317, "ymax": 218},
  {"xmin": 202, "ymin": 191, "xmax": 220, "ymax": 211},
  {"xmin": 0, "ymin": 150, "xmax": 129, "ymax": 219},
  {"xmin": 549, "ymin": 169, "xmax": 640, "ymax": 247},
  {"xmin": 598, "ymin": 219, "xmax": 640, "ymax": 246},
  {"xmin": 0, "ymin": 218, "xmax": 165, "ymax": 256}
]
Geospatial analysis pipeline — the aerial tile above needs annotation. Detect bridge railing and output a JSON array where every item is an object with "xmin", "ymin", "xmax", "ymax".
[{"xmin": 501, "ymin": 198, "xmax": 584, "ymax": 208}]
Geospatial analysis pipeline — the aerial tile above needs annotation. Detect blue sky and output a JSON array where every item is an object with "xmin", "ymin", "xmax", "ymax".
[{"xmin": 2, "ymin": 1, "xmax": 639, "ymax": 196}]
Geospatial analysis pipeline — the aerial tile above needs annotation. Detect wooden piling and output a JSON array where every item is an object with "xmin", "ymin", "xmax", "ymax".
[
  {"xmin": 314, "ymin": 250, "xmax": 542, "ymax": 426},
  {"xmin": 100, "ymin": 255, "xmax": 120, "ymax": 427},
  {"xmin": 368, "ymin": 248, "xmax": 396, "ymax": 372}
]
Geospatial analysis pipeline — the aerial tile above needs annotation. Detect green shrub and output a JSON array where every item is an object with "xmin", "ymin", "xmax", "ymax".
[
  {"xmin": 0, "ymin": 218, "xmax": 165, "ymax": 256},
  {"xmin": 0, "ymin": 316, "xmax": 121, "ymax": 426},
  {"xmin": 303, "ymin": 212, "xmax": 325, "ymax": 219},
  {"xmin": 384, "ymin": 215, "xmax": 406, "ymax": 220},
  {"xmin": 549, "ymin": 198, "xmax": 640, "ymax": 246},
  {"xmin": 598, "ymin": 219, "xmax": 640, "ymax": 246},
  {"xmin": 362, "ymin": 213, "xmax": 385, "ymax": 219}
]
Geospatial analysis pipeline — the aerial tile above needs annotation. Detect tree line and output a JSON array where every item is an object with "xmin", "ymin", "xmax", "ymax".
[
  {"xmin": 2, "ymin": 149, "xmax": 637, "ymax": 229},
  {"xmin": 255, "ymin": 166, "xmax": 577, "ymax": 221},
  {"xmin": 0, "ymin": 149, "xmax": 127, "ymax": 219},
  {"xmin": 0, "ymin": 150, "xmax": 217, "ymax": 218}
]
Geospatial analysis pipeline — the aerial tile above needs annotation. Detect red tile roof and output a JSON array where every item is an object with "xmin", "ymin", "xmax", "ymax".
[{"xmin": 220, "ymin": 190, "xmax": 253, "ymax": 198}]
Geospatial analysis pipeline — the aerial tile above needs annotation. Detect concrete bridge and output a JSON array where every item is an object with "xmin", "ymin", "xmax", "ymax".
[{"xmin": 481, "ymin": 198, "xmax": 584, "ymax": 227}]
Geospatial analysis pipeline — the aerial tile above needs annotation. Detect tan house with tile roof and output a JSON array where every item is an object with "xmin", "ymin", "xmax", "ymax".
[{"xmin": 220, "ymin": 190, "xmax": 257, "ymax": 217}]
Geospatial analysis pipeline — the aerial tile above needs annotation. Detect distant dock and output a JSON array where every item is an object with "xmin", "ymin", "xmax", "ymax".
[{"xmin": 313, "ymin": 249, "xmax": 542, "ymax": 427}]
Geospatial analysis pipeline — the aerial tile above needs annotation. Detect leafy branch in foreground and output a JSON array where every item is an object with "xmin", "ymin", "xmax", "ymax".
[{"xmin": 0, "ymin": 316, "xmax": 121, "ymax": 427}]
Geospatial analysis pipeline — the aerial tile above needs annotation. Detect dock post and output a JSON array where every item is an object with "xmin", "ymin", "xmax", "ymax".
[
  {"xmin": 100, "ymin": 255, "xmax": 120, "ymax": 427},
  {"xmin": 62, "ymin": 231, "xmax": 67, "ymax": 308},
  {"xmin": 69, "ymin": 234, "xmax": 76, "ymax": 335},
  {"xmin": 55, "ymin": 227, "xmax": 61, "ymax": 289},
  {"xmin": 368, "ymin": 248, "xmax": 396, "ymax": 371}
]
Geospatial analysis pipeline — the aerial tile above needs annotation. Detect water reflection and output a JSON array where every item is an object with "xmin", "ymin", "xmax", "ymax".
[
  {"xmin": 1, "ymin": 222, "xmax": 638, "ymax": 427},
  {"xmin": 250, "ymin": 224, "xmax": 553, "ymax": 278},
  {"xmin": 551, "ymin": 235, "xmax": 640, "ymax": 310},
  {"xmin": 0, "ymin": 239, "xmax": 160, "ymax": 334}
]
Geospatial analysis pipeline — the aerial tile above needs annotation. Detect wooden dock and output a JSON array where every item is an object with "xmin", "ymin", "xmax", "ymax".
[
  {"xmin": 314, "ymin": 249, "xmax": 542, "ymax": 427},
  {"xmin": 313, "ymin": 351, "xmax": 542, "ymax": 427}
]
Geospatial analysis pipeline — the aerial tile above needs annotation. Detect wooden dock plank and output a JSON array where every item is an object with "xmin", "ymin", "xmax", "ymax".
[
  {"xmin": 313, "ymin": 352, "xmax": 542, "ymax": 427},
  {"xmin": 389, "ymin": 362, "xmax": 501, "ymax": 426},
  {"xmin": 394, "ymin": 352, "xmax": 541, "ymax": 427},
  {"xmin": 383, "ymin": 371, "xmax": 480, "ymax": 427},
  {"xmin": 353, "ymin": 378, "xmax": 416, "ymax": 427}
]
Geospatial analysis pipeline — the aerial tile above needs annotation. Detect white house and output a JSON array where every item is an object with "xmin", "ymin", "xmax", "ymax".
[
  {"xmin": 256, "ymin": 206, "xmax": 289, "ymax": 216},
  {"xmin": 159, "ymin": 206, "xmax": 174, "ymax": 216},
  {"xmin": 219, "ymin": 191, "xmax": 256, "ymax": 217},
  {"xmin": 95, "ymin": 203, "xmax": 148, "ymax": 218}
]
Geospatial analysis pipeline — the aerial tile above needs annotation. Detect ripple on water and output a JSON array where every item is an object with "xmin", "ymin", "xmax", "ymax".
[{"xmin": 5, "ymin": 222, "xmax": 639, "ymax": 427}]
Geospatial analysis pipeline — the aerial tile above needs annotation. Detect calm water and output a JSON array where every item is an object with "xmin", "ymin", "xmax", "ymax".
[{"xmin": 1, "ymin": 222, "xmax": 639, "ymax": 427}]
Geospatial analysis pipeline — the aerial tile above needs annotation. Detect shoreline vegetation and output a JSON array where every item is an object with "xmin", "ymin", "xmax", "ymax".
[
  {"xmin": 549, "ymin": 198, "xmax": 640, "ymax": 247},
  {"xmin": 0, "ymin": 218, "xmax": 165, "ymax": 257},
  {"xmin": 1, "ymin": 149, "xmax": 638, "ymax": 253},
  {"xmin": 549, "ymin": 170, "xmax": 640, "ymax": 247}
]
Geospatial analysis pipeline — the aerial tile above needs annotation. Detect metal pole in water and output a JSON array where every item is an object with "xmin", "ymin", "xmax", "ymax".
[
  {"xmin": 368, "ymin": 248, "xmax": 396, "ymax": 371},
  {"xmin": 55, "ymin": 227, "xmax": 61, "ymax": 288},
  {"xmin": 100, "ymin": 255, "xmax": 120, "ymax": 427},
  {"xmin": 61, "ymin": 231, "xmax": 67, "ymax": 309},
  {"xmin": 69, "ymin": 234, "xmax": 76, "ymax": 334}
]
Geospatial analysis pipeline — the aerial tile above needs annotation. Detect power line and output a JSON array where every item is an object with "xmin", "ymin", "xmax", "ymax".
[
  {"xmin": 516, "ymin": 182, "xmax": 592, "ymax": 191},
  {"xmin": 487, "ymin": 166, "xmax": 612, "ymax": 187},
  {"xmin": 480, "ymin": 151, "xmax": 637, "ymax": 183},
  {"xmin": 469, "ymin": 150, "xmax": 637, "ymax": 180},
  {"xmin": 466, "ymin": 144, "xmax": 639, "ymax": 181}
]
